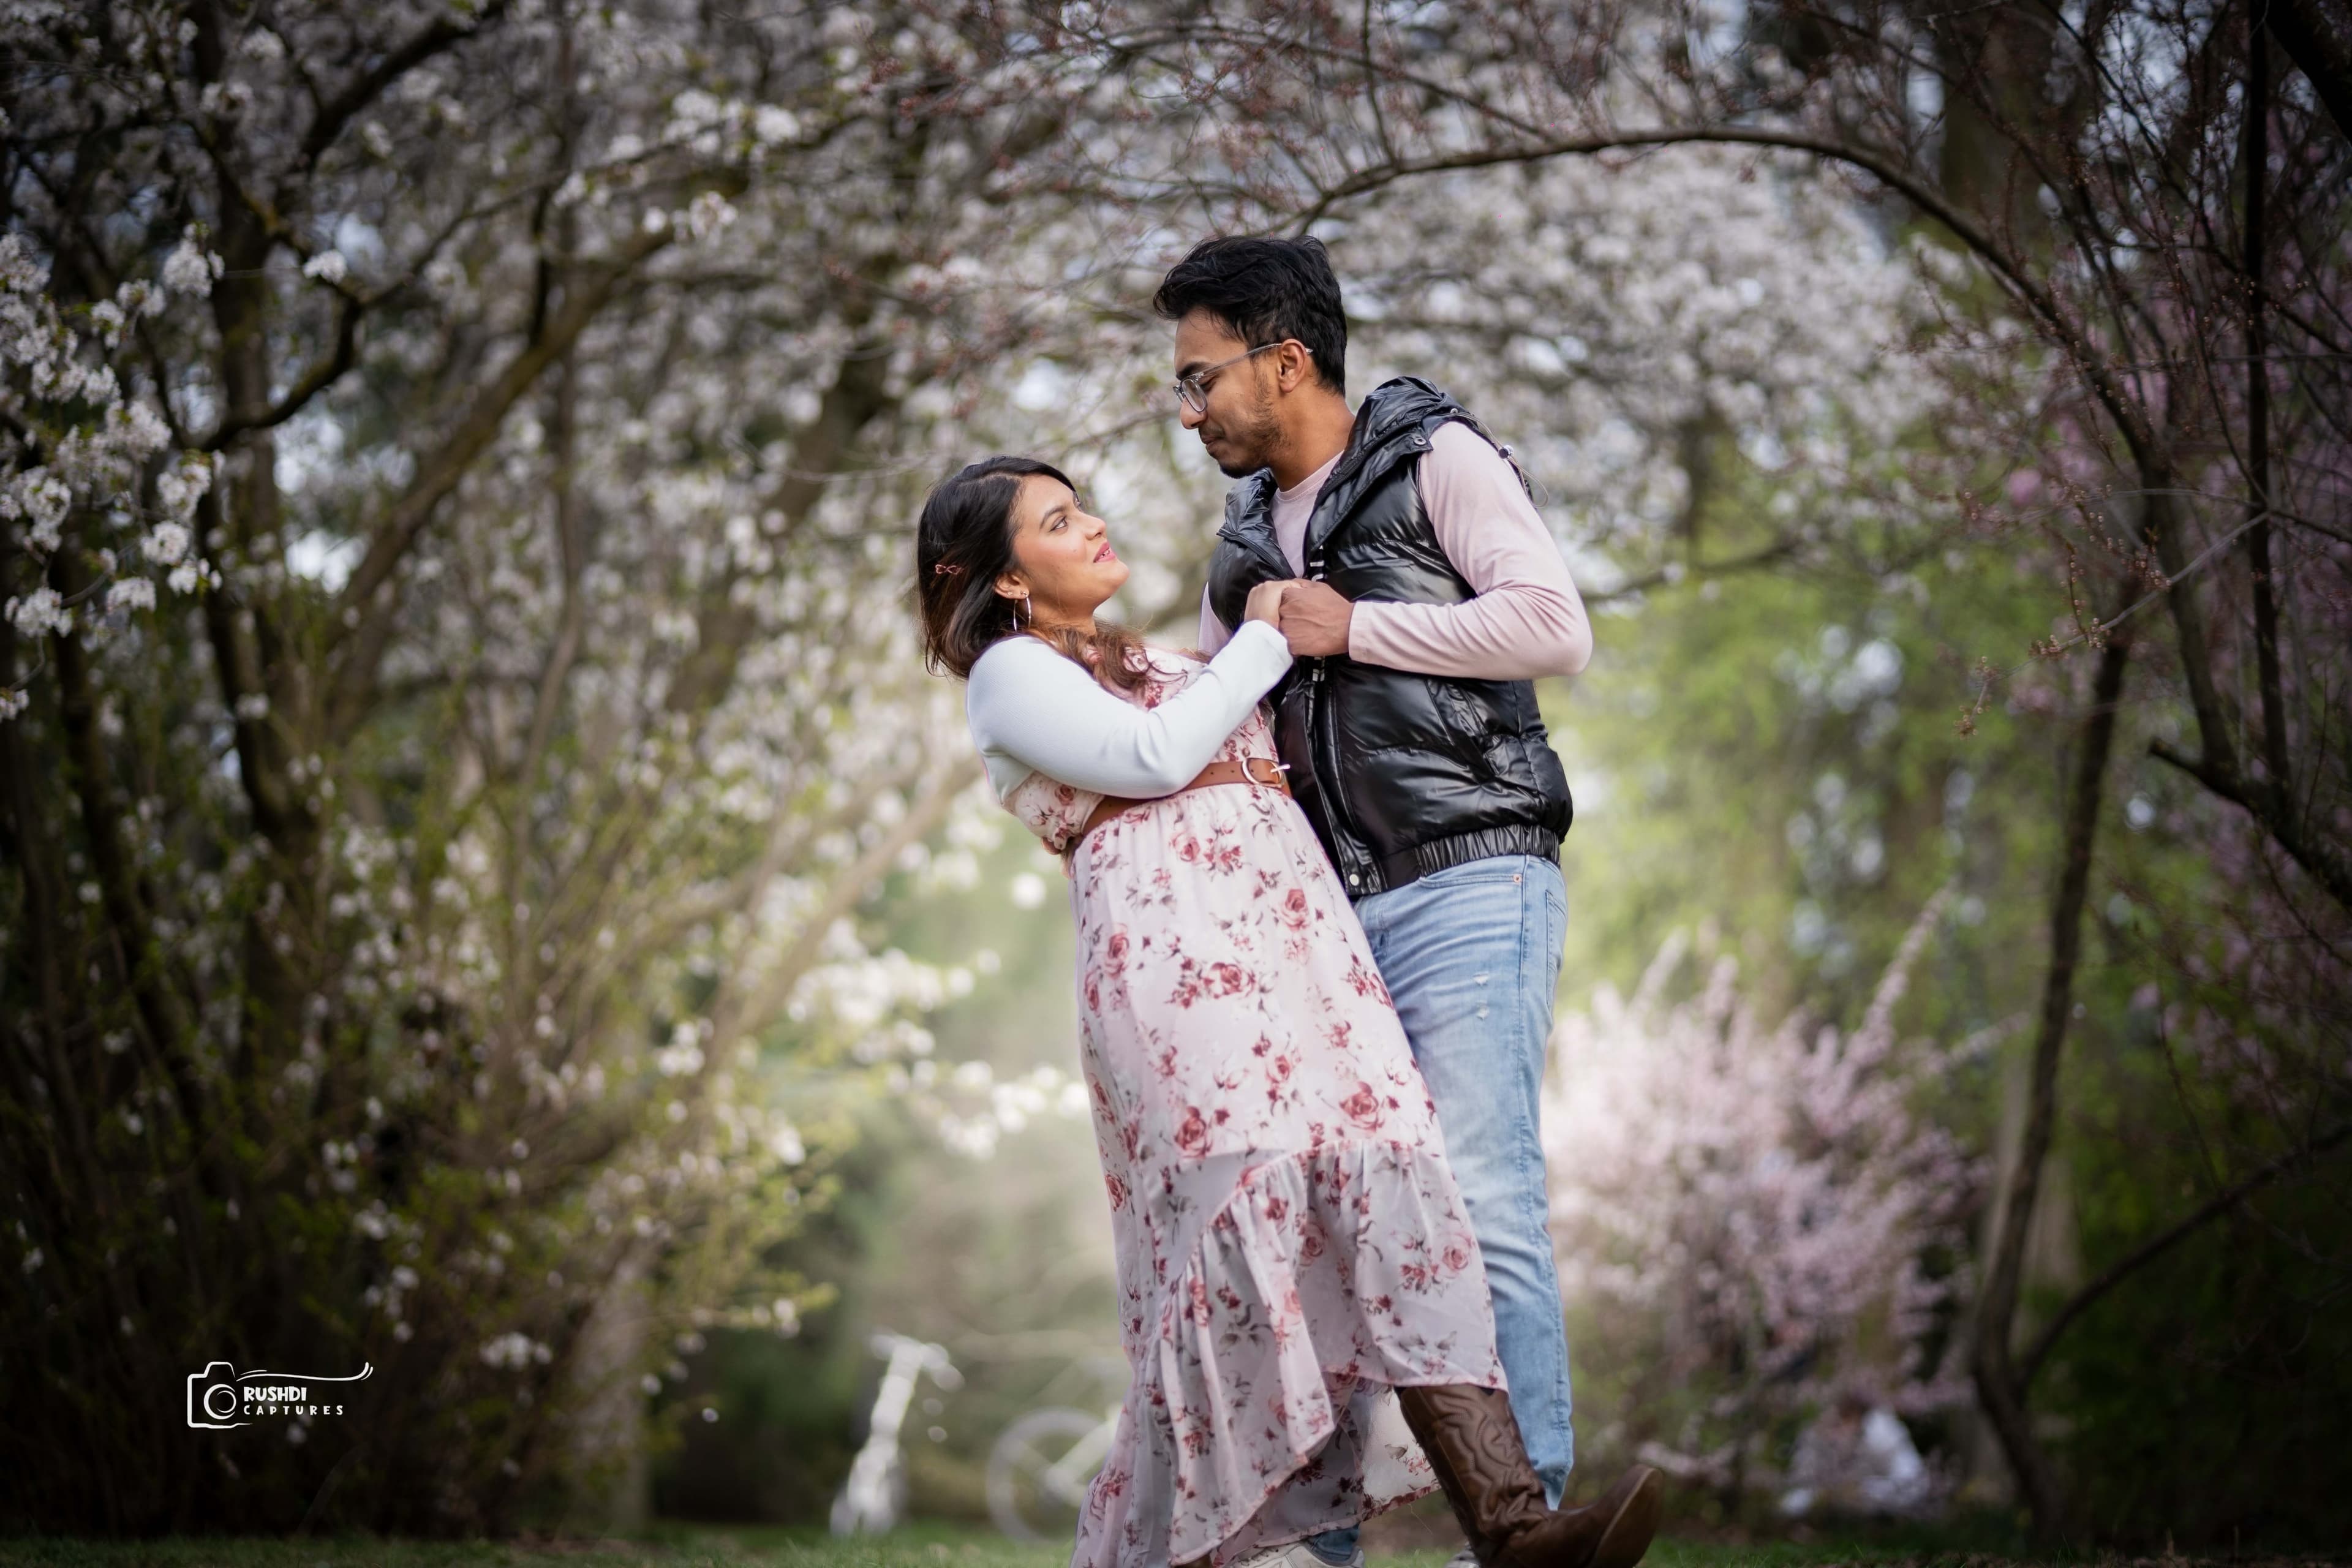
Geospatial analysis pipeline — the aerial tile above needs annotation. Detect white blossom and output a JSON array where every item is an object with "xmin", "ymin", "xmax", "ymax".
[
  {"xmin": 160, "ymin": 232, "xmax": 222, "ymax": 296},
  {"xmin": 154, "ymin": 456, "xmax": 211, "ymax": 520},
  {"xmin": 684, "ymin": 191, "xmax": 737, "ymax": 241},
  {"xmin": 116, "ymin": 280, "xmax": 163, "ymax": 320},
  {"xmin": 479, "ymin": 1330, "xmax": 551, "ymax": 1369},
  {"xmin": 7, "ymin": 587, "xmax": 69, "ymax": 639},
  {"xmin": 145, "ymin": 522, "xmax": 190, "ymax": 565},
  {"xmin": 654, "ymin": 1020, "xmax": 706, "ymax": 1077},
  {"xmin": 108, "ymin": 398, "xmax": 171, "ymax": 458},
  {"xmin": 7, "ymin": 471, "xmax": 70, "ymax": 552}
]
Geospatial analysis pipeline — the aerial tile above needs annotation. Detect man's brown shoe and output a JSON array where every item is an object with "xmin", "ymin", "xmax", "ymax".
[{"xmin": 1394, "ymin": 1384, "xmax": 1664, "ymax": 1568}]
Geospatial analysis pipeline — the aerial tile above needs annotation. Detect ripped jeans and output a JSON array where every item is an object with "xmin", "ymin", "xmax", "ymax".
[{"xmin": 1308, "ymin": 854, "xmax": 1575, "ymax": 1561}]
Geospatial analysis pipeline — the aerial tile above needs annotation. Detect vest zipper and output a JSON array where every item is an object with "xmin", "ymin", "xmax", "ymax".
[
  {"xmin": 1308, "ymin": 657, "xmax": 1373, "ymax": 890},
  {"xmin": 1302, "ymin": 482, "xmax": 1384, "ymax": 892}
]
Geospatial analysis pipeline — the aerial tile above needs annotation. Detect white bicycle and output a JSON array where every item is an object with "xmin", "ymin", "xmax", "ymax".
[
  {"xmin": 831, "ymin": 1332, "xmax": 962, "ymax": 1536},
  {"xmin": 987, "ymin": 1398, "xmax": 1122, "ymax": 1542}
]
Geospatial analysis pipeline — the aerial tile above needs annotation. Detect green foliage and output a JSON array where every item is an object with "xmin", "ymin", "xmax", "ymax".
[
  {"xmin": 1543, "ymin": 432, "xmax": 2352, "ymax": 1543},
  {"xmin": 1551, "ymin": 470, "xmax": 2059, "ymax": 1034}
]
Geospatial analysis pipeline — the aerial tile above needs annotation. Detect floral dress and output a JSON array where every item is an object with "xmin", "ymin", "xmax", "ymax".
[{"xmin": 1001, "ymin": 649, "xmax": 1506, "ymax": 1568}]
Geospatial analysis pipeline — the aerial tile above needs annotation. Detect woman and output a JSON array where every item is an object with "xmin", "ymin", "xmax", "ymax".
[{"xmin": 916, "ymin": 457, "xmax": 1660, "ymax": 1568}]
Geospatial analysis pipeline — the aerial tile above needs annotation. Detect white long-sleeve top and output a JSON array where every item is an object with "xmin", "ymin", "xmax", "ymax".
[{"xmin": 965, "ymin": 619, "xmax": 1294, "ymax": 802}]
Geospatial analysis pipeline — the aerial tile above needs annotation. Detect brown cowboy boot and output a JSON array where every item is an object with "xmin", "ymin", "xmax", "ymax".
[{"xmin": 1395, "ymin": 1384, "xmax": 1664, "ymax": 1568}]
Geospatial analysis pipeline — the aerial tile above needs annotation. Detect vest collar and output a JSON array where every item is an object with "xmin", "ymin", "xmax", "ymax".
[{"xmin": 1216, "ymin": 377, "xmax": 1469, "ymax": 558}]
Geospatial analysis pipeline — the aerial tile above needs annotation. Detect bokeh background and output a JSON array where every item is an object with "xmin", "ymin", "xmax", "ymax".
[{"xmin": 3, "ymin": 0, "xmax": 2347, "ymax": 1552}]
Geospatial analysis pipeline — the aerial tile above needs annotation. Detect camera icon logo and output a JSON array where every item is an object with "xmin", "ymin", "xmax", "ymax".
[
  {"xmin": 187, "ymin": 1360, "xmax": 246, "ymax": 1428},
  {"xmin": 185, "ymin": 1356, "xmax": 370, "ymax": 1430}
]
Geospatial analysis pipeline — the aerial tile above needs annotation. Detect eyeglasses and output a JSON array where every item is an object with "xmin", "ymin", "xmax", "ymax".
[{"xmin": 1170, "ymin": 341, "xmax": 1306, "ymax": 415}]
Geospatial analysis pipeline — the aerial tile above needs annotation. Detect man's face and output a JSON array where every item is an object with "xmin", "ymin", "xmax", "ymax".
[{"xmin": 1172, "ymin": 309, "xmax": 1283, "ymax": 479}]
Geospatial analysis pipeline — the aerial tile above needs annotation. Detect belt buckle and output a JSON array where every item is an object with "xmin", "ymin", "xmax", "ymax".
[{"xmin": 1243, "ymin": 756, "xmax": 1289, "ymax": 788}]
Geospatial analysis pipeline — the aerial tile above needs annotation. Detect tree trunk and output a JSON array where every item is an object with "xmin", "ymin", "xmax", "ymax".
[
  {"xmin": 2242, "ymin": 26, "xmax": 2288, "ymax": 813},
  {"xmin": 1970, "ymin": 628, "xmax": 2132, "ymax": 1539},
  {"xmin": 2265, "ymin": 0, "xmax": 2352, "ymax": 143},
  {"xmin": 1928, "ymin": 0, "xmax": 2059, "ymax": 249},
  {"xmin": 556, "ymin": 1237, "xmax": 657, "ymax": 1533}
]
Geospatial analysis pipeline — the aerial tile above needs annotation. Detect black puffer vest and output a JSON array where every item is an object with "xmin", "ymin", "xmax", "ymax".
[{"xmin": 1207, "ymin": 377, "xmax": 1574, "ymax": 899}]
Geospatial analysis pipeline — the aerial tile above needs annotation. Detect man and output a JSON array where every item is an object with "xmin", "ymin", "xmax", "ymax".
[{"xmin": 1157, "ymin": 235, "xmax": 1649, "ymax": 1568}]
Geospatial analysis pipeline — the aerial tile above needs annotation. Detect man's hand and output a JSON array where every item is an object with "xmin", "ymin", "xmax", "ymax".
[{"xmin": 1277, "ymin": 579, "xmax": 1354, "ymax": 658}]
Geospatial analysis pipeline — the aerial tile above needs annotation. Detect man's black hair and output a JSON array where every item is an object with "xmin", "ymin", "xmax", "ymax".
[{"xmin": 1153, "ymin": 235, "xmax": 1348, "ymax": 396}]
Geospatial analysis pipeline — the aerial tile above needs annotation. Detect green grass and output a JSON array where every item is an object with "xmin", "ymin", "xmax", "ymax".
[{"xmin": 0, "ymin": 1523, "xmax": 2324, "ymax": 1568}]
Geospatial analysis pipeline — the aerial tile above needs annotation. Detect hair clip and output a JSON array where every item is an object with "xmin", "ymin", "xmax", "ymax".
[{"xmin": 933, "ymin": 562, "xmax": 963, "ymax": 576}]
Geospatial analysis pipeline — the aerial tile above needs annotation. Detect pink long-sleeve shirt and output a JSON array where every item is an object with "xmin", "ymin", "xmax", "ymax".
[{"xmin": 1196, "ymin": 421, "xmax": 1593, "ymax": 679}]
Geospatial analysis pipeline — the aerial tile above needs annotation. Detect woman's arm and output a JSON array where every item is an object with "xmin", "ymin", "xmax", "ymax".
[{"xmin": 967, "ymin": 621, "xmax": 1292, "ymax": 798}]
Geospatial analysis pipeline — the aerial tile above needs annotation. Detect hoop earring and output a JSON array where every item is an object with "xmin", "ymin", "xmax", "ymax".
[{"xmin": 1009, "ymin": 594, "xmax": 1031, "ymax": 632}]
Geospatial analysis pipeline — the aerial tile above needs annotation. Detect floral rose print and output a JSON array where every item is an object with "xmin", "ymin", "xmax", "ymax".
[
  {"xmin": 997, "ymin": 650, "xmax": 1503, "ymax": 1568},
  {"xmin": 1338, "ymin": 1083, "xmax": 1386, "ymax": 1132},
  {"xmin": 1174, "ymin": 1107, "xmax": 1212, "ymax": 1157}
]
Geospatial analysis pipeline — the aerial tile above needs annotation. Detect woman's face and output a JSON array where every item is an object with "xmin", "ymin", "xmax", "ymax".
[{"xmin": 997, "ymin": 474, "xmax": 1128, "ymax": 627}]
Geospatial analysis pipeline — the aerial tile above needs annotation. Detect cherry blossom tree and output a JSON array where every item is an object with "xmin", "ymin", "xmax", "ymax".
[
  {"xmin": 1544, "ymin": 897, "xmax": 1982, "ymax": 1513},
  {"xmin": 0, "ymin": 0, "xmax": 1213, "ymax": 1533}
]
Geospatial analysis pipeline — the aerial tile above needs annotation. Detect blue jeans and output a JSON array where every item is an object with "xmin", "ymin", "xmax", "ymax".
[{"xmin": 1310, "ymin": 856, "xmax": 1575, "ymax": 1560}]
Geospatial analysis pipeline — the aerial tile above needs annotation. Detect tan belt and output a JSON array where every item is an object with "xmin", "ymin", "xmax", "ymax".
[{"xmin": 1075, "ymin": 755, "xmax": 1292, "ymax": 848}]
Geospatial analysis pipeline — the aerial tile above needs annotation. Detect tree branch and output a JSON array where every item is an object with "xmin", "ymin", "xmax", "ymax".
[
  {"xmin": 659, "ymin": 323, "xmax": 899, "ymax": 720},
  {"xmin": 2019, "ymin": 1121, "xmax": 2352, "ymax": 1390},
  {"xmin": 48, "ymin": 551, "xmax": 209, "ymax": 1161},
  {"xmin": 202, "ymin": 290, "xmax": 361, "ymax": 451},
  {"xmin": 299, "ymin": 0, "xmax": 513, "ymax": 168},
  {"xmin": 517, "ymin": 350, "xmax": 585, "ymax": 797},
  {"xmin": 2138, "ymin": 480, "xmax": 2242, "ymax": 785},
  {"xmin": 325, "ymin": 222, "xmax": 679, "ymax": 737},
  {"xmin": 2149, "ymin": 739, "xmax": 2352, "ymax": 913},
  {"xmin": 1300, "ymin": 124, "xmax": 2160, "ymax": 460},
  {"xmin": 1583, "ymin": 536, "xmax": 1804, "ymax": 605}
]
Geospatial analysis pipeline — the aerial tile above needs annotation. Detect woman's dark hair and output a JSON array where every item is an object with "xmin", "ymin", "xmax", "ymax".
[
  {"xmin": 914, "ymin": 456, "xmax": 1151, "ymax": 694},
  {"xmin": 1152, "ymin": 235, "xmax": 1348, "ymax": 396}
]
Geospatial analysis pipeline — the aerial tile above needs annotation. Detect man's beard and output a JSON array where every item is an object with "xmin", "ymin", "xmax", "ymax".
[{"xmin": 1207, "ymin": 398, "xmax": 1283, "ymax": 479}]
